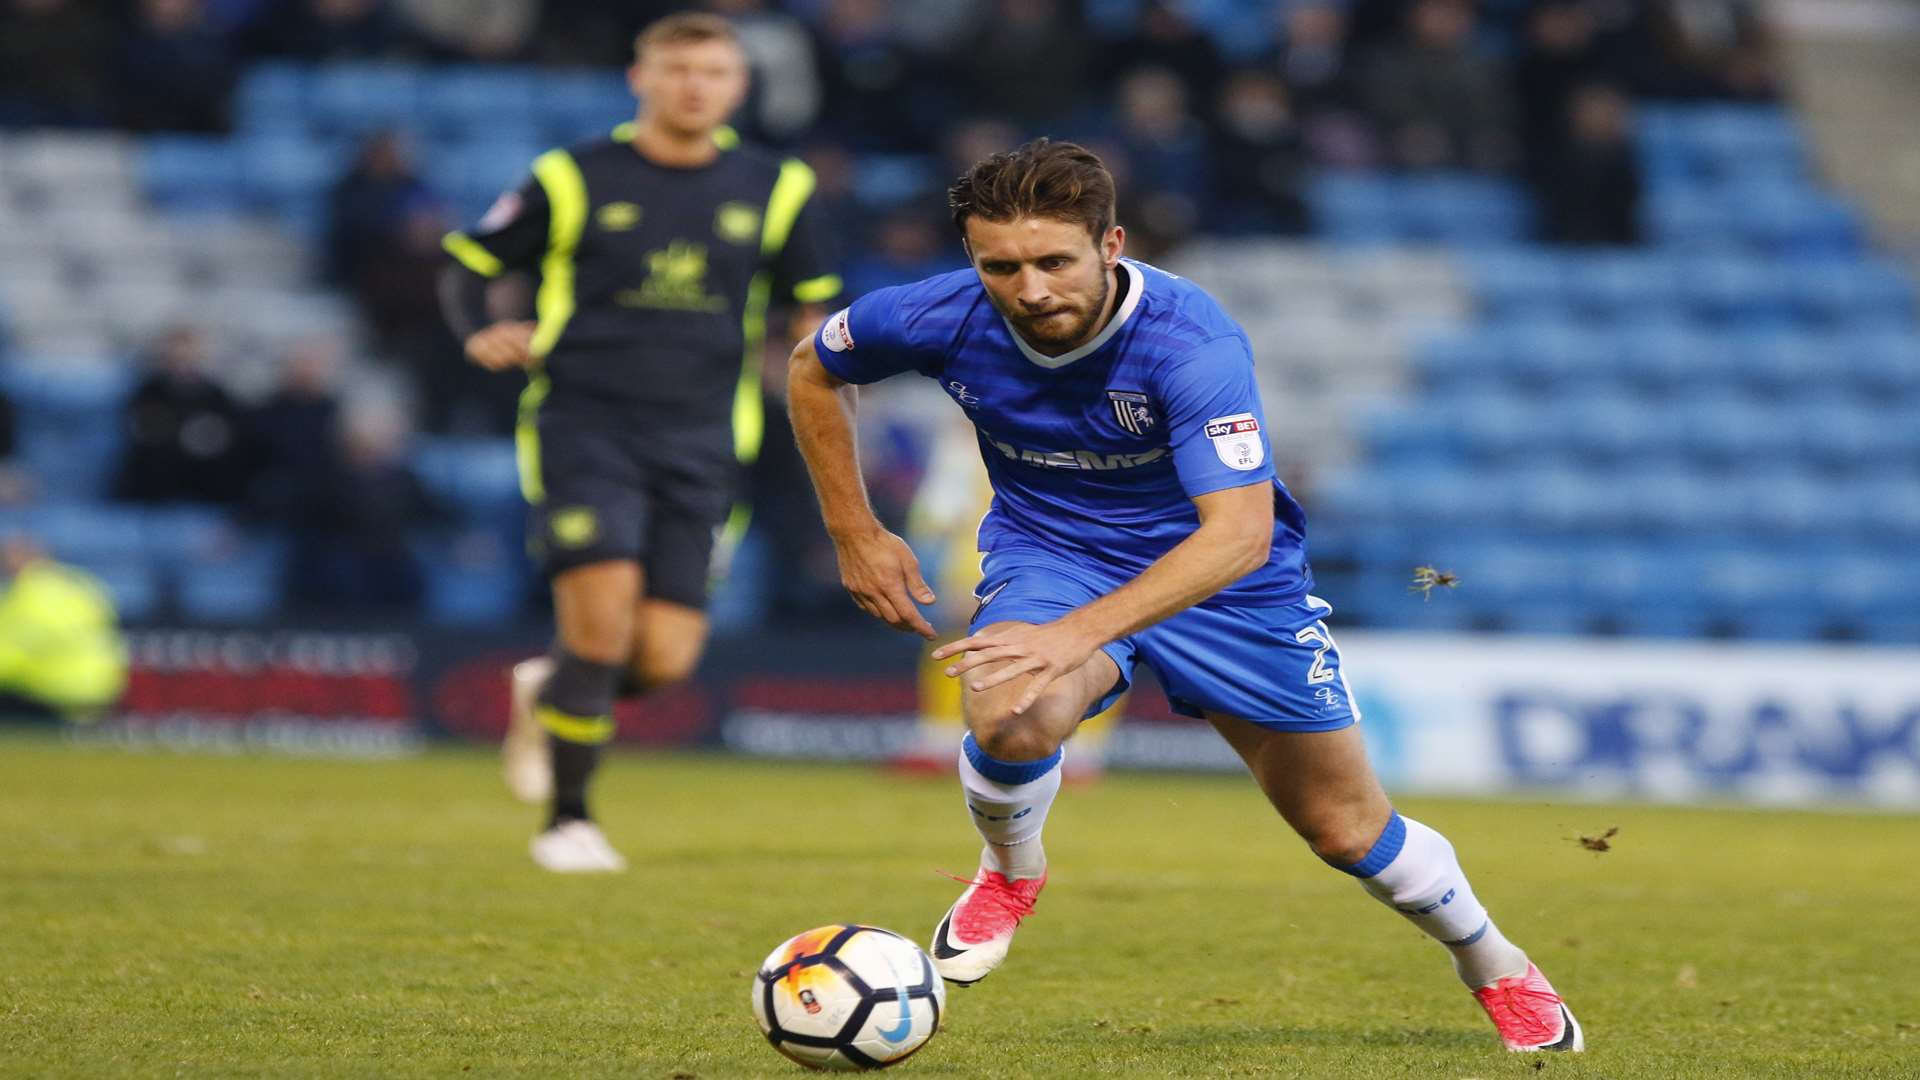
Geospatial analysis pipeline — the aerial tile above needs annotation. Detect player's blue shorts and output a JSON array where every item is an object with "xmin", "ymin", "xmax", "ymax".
[{"xmin": 968, "ymin": 542, "xmax": 1360, "ymax": 732}]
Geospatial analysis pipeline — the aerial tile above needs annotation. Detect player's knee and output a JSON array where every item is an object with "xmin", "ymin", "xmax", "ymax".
[
  {"xmin": 1298, "ymin": 817, "xmax": 1380, "ymax": 868},
  {"xmin": 563, "ymin": 624, "xmax": 632, "ymax": 667},
  {"xmin": 629, "ymin": 649, "xmax": 699, "ymax": 692},
  {"xmin": 968, "ymin": 717, "xmax": 1060, "ymax": 764}
]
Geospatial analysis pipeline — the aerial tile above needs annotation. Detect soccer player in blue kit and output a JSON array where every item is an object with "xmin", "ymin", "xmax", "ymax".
[{"xmin": 786, "ymin": 140, "xmax": 1583, "ymax": 1052}]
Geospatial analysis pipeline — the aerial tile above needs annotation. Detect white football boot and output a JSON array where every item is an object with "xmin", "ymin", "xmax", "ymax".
[
  {"xmin": 502, "ymin": 657, "xmax": 554, "ymax": 804},
  {"xmin": 529, "ymin": 819, "xmax": 628, "ymax": 874}
]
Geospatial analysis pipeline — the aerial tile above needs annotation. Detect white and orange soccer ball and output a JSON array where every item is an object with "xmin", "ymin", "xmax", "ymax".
[{"xmin": 751, "ymin": 925, "xmax": 946, "ymax": 1071}]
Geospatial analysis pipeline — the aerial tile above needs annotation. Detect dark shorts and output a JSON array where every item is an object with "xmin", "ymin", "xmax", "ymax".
[{"xmin": 522, "ymin": 398, "xmax": 737, "ymax": 610}]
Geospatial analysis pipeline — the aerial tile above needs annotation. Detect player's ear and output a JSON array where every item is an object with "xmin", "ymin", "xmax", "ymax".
[{"xmin": 1102, "ymin": 225, "xmax": 1126, "ymax": 268}]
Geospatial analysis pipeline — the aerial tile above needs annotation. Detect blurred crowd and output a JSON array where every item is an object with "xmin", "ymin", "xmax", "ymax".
[
  {"xmin": 0, "ymin": 0, "xmax": 1788, "ymax": 625},
  {"xmin": 2, "ymin": 0, "xmax": 1781, "ymax": 249}
]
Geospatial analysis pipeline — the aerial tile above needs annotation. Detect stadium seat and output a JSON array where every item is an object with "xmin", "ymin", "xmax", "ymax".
[
  {"xmin": 234, "ymin": 63, "xmax": 312, "ymax": 134},
  {"xmin": 237, "ymin": 133, "xmax": 340, "ymax": 210},
  {"xmin": 175, "ymin": 539, "xmax": 284, "ymax": 623},
  {"xmin": 140, "ymin": 137, "xmax": 243, "ymax": 212},
  {"xmin": 419, "ymin": 67, "xmax": 541, "ymax": 137},
  {"xmin": 306, "ymin": 64, "xmax": 421, "ymax": 136}
]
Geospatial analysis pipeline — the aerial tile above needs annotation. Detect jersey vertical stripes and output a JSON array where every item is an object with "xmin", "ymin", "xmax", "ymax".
[{"xmin": 815, "ymin": 259, "xmax": 1312, "ymax": 607}]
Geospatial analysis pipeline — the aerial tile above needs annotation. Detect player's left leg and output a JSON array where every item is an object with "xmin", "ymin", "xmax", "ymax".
[
  {"xmin": 624, "ymin": 599, "xmax": 709, "ymax": 693},
  {"xmin": 1135, "ymin": 596, "xmax": 1581, "ymax": 1050},
  {"xmin": 1208, "ymin": 716, "xmax": 1582, "ymax": 1051}
]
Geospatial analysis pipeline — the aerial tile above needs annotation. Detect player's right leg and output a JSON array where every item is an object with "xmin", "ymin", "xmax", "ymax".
[
  {"xmin": 928, "ymin": 545, "xmax": 1134, "ymax": 984},
  {"xmin": 525, "ymin": 559, "xmax": 640, "ymax": 873},
  {"xmin": 930, "ymin": 629, "xmax": 1120, "ymax": 985}
]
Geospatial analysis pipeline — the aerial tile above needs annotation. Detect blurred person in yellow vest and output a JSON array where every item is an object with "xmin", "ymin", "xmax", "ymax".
[
  {"xmin": 891, "ymin": 415, "xmax": 1124, "ymax": 783},
  {"xmin": 0, "ymin": 536, "xmax": 127, "ymax": 723}
]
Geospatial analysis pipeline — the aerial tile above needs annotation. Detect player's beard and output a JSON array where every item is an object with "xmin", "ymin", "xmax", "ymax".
[{"xmin": 1005, "ymin": 273, "xmax": 1110, "ymax": 353}]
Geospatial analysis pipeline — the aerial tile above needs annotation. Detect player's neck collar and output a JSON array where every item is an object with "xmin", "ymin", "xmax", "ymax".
[{"xmin": 1004, "ymin": 260, "xmax": 1143, "ymax": 370}]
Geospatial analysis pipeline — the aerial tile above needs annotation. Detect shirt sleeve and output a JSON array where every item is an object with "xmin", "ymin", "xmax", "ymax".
[
  {"xmin": 773, "ymin": 195, "xmax": 843, "ymax": 306},
  {"xmin": 1153, "ymin": 333, "xmax": 1277, "ymax": 499},
  {"xmin": 441, "ymin": 174, "xmax": 550, "ymax": 278},
  {"xmin": 812, "ymin": 283, "xmax": 943, "ymax": 385}
]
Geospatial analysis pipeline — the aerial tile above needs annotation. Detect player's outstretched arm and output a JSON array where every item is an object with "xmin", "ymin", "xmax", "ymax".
[{"xmin": 786, "ymin": 334, "xmax": 937, "ymax": 638}]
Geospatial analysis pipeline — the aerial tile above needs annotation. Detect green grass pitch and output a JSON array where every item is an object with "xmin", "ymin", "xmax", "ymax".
[{"xmin": 2, "ymin": 732, "xmax": 1916, "ymax": 1078}]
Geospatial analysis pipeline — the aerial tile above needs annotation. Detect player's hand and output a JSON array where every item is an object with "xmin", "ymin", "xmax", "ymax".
[
  {"xmin": 932, "ymin": 620, "xmax": 1101, "ymax": 716},
  {"xmin": 830, "ymin": 525, "xmax": 937, "ymax": 638},
  {"xmin": 464, "ymin": 321, "xmax": 539, "ymax": 371}
]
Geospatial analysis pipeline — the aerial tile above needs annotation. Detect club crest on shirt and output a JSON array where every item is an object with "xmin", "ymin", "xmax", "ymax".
[
  {"xmin": 1205, "ymin": 413, "xmax": 1265, "ymax": 471},
  {"xmin": 1107, "ymin": 390, "xmax": 1155, "ymax": 434}
]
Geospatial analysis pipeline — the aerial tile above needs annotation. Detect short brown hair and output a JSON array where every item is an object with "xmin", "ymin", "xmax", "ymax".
[
  {"xmin": 634, "ymin": 12, "xmax": 739, "ymax": 61},
  {"xmin": 948, "ymin": 138, "xmax": 1117, "ymax": 243}
]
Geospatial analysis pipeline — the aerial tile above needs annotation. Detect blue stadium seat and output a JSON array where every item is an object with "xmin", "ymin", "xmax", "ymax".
[
  {"xmin": 1398, "ymin": 175, "xmax": 1533, "ymax": 246},
  {"xmin": 1741, "ymin": 185, "xmax": 1862, "ymax": 254},
  {"xmin": 537, "ymin": 70, "xmax": 633, "ymax": 145},
  {"xmin": 1, "ymin": 365, "xmax": 134, "ymax": 502},
  {"xmin": 1306, "ymin": 173, "xmax": 1402, "ymax": 246},
  {"xmin": 237, "ymin": 133, "xmax": 340, "ymax": 209},
  {"xmin": 419, "ymin": 67, "xmax": 541, "ymax": 136},
  {"xmin": 31, "ymin": 505, "xmax": 148, "ymax": 564},
  {"xmin": 412, "ymin": 437, "xmax": 522, "ymax": 520},
  {"xmin": 233, "ymin": 62, "xmax": 311, "ymax": 135},
  {"xmin": 1679, "ymin": 252, "xmax": 1795, "ymax": 324},
  {"xmin": 424, "ymin": 563, "xmax": 524, "ymax": 625},
  {"xmin": 1788, "ymin": 259, "xmax": 1917, "ymax": 325},
  {"xmin": 306, "ymin": 64, "xmax": 421, "ymax": 136},
  {"xmin": 142, "ymin": 506, "xmax": 234, "ymax": 563},
  {"xmin": 1562, "ymin": 252, "xmax": 1684, "ymax": 322},
  {"xmin": 175, "ymin": 539, "xmax": 283, "ymax": 623},
  {"xmin": 1842, "ymin": 327, "xmax": 1920, "ymax": 400},
  {"xmin": 1462, "ymin": 249, "xmax": 1565, "ymax": 317},
  {"xmin": 141, "ymin": 137, "xmax": 244, "ymax": 211}
]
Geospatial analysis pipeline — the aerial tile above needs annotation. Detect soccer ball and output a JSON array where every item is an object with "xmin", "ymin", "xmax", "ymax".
[{"xmin": 751, "ymin": 924, "xmax": 946, "ymax": 1071}]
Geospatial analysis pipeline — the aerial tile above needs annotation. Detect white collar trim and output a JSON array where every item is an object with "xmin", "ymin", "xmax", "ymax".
[{"xmin": 1003, "ymin": 261, "xmax": 1143, "ymax": 369}]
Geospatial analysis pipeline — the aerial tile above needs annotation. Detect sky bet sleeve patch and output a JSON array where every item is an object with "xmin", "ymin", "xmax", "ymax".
[
  {"xmin": 820, "ymin": 307, "xmax": 855, "ymax": 353},
  {"xmin": 1205, "ymin": 413, "xmax": 1265, "ymax": 471}
]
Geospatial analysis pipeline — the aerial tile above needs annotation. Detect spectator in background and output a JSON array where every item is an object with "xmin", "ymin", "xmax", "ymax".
[
  {"xmin": 325, "ymin": 132, "xmax": 437, "ymax": 289},
  {"xmin": 1209, "ymin": 70, "xmax": 1309, "ymax": 235},
  {"xmin": 0, "ymin": 389, "xmax": 31, "ymax": 506},
  {"xmin": 1538, "ymin": 84, "xmax": 1642, "ymax": 247},
  {"xmin": 812, "ymin": 0, "xmax": 930, "ymax": 152},
  {"xmin": 966, "ymin": 0, "xmax": 1090, "ymax": 131},
  {"xmin": 0, "ymin": 536, "xmax": 126, "ymax": 723},
  {"xmin": 115, "ymin": 326, "xmax": 253, "ymax": 506},
  {"xmin": 1272, "ymin": 1, "xmax": 1374, "ymax": 167},
  {"xmin": 1362, "ymin": 0, "xmax": 1516, "ymax": 172},
  {"xmin": 1655, "ymin": 0, "xmax": 1780, "ymax": 100},
  {"xmin": 1515, "ymin": 2, "xmax": 1596, "ymax": 174},
  {"xmin": 1102, "ymin": 1, "xmax": 1224, "ymax": 109},
  {"xmin": 533, "ymin": 0, "xmax": 677, "ymax": 66},
  {"xmin": 0, "ymin": 0, "xmax": 115, "ymax": 127},
  {"xmin": 115, "ymin": 0, "xmax": 237, "ymax": 133},
  {"xmin": 243, "ymin": 0, "xmax": 415, "ymax": 60},
  {"xmin": 284, "ymin": 403, "xmax": 438, "ymax": 613},
  {"xmin": 401, "ymin": 0, "xmax": 537, "ymax": 61},
  {"xmin": 248, "ymin": 338, "xmax": 343, "ymax": 525},
  {"xmin": 1110, "ymin": 67, "xmax": 1210, "ymax": 256},
  {"xmin": 705, "ymin": 0, "xmax": 823, "ymax": 144}
]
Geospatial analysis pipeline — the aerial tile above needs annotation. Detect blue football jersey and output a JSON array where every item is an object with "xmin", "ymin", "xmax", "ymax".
[{"xmin": 814, "ymin": 259, "xmax": 1311, "ymax": 606}]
